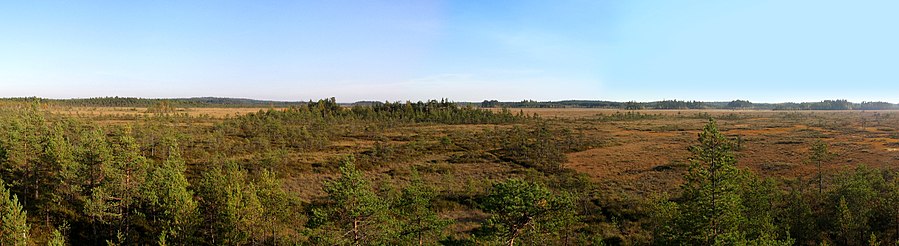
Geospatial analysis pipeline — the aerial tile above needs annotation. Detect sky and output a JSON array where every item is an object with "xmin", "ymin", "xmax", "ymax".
[{"xmin": 1, "ymin": 0, "xmax": 897, "ymax": 103}]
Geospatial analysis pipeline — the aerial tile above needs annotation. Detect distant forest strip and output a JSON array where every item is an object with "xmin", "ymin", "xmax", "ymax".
[
  {"xmin": 481, "ymin": 99, "xmax": 899, "ymax": 110},
  {"xmin": 0, "ymin": 97, "xmax": 307, "ymax": 108},
  {"xmin": 1, "ymin": 97, "xmax": 897, "ymax": 110}
]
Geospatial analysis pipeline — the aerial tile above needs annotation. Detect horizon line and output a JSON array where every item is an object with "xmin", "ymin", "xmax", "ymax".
[{"xmin": 2, "ymin": 96, "xmax": 897, "ymax": 105}]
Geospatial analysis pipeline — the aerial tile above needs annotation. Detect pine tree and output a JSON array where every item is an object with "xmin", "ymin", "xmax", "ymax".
[
  {"xmin": 837, "ymin": 197, "xmax": 859, "ymax": 244},
  {"xmin": 77, "ymin": 128, "xmax": 112, "ymax": 193},
  {"xmin": 396, "ymin": 168, "xmax": 451, "ymax": 245},
  {"xmin": 20, "ymin": 104, "xmax": 48, "ymax": 209},
  {"xmin": 0, "ymin": 118, "xmax": 27, "ymax": 176},
  {"xmin": 141, "ymin": 144, "xmax": 199, "ymax": 243},
  {"xmin": 739, "ymin": 175, "xmax": 794, "ymax": 246},
  {"xmin": 77, "ymin": 128, "xmax": 114, "ymax": 244},
  {"xmin": 676, "ymin": 119, "xmax": 746, "ymax": 245},
  {"xmin": 538, "ymin": 191, "xmax": 582, "ymax": 246},
  {"xmin": 829, "ymin": 166, "xmax": 881, "ymax": 245},
  {"xmin": 197, "ymin": 161, "xmax": 263, "ymax": 245},
  {"xmin": 809, "ymin": 141, "xmax": 832, "ymax": 194},
  {"xmin": 256, "ymin": 169, "xmax": 303, "ymax": 245},
  {"xmin": 309, "ymin": 157, "xmax": 389, "ymax": 245},
  {"xmin": 48, "ymin": 228, "xmax": 66, "ymax": 246},
  {"xmin": 84, "ymin": 125, "xmax": 150, "ymax": 244},
  {"xmin": 656, "ymin": 119, "xmax": 792, "ymax": 245},
  {"xmin": 481, "ymin": 179, "xmax": 573, "ymax": 246},
  {"xmin": 41, "ymin": 124, "xmax": 83, "ymax": 224},
  {"xmin": 1, "ymin": 111, "xmax": 46, "ymax": 209},
  {"xmin": 783, "ymin": 179, "xmax": 817, "ymax": 245},
  {"xmin": 0, "ymin": 180, "xmax": 30, "ymax": 246}
]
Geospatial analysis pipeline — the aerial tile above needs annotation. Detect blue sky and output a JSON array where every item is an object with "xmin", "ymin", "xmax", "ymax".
[{"xmin": 1, "ymin": 1, "xmax": 896, "ymax": 103}]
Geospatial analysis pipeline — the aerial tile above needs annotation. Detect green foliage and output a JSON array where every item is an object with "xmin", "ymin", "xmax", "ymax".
[
  {"xmin": 6, "ymin": 100, "xmax": 899, "ymax": 245},
  {"xmin": 480, "ymin": 179, "xmax": 577, "ymax": 245},
  {"xmin": 140, "ymin": 144, "xmax": 199, "ymax": 243},
  {"xmin": 48, "ymin": 228, "xmax": 66, "ymax": 246},
  {"xmin": 356, "ymin": 99, "xmax": 525, "ymax": 124},
  {"xmin": 146, "ymin": 100, "xmax": 178, "ymax": 114},
  {"xmin": 653, "ymin": 100, "xmax": 706, "ymax": 109},
  {"xmin": 654, "ymin": 119, "xmax": 792, "ymax": 245},
  {"xmin": 858, "ymin": 101, "xmax": 897, "ymax": 110},
  {"xmin": 826, "ymin": 166, "xmax": 898, "ymax": 245},
  {"xmin": 395, "ymin": 169, "xmax": 452, "ymax": 245},
  {"xmin": 596, "ymin": 111, "xmax": 661, "ymax": 122},
  {"xmin": 0, "ymin": 180, "xmax": 30, "ymax": 246},
  {"xmin": 197, "ymin": 161, "xmax": 263, "ymax": 245},
  {"xmin": 784, "ymin": 187, "xmax": 816, "ymax": 244},
  {"xmin": 40, "ymin": 123, "xmax": 84, "ymax": 225},
  {"xmin": 741, "ymin": 176, "xmax": 792, "ymax": 245},
  {"xmin": 83, "ymin": 126, "xmax": 151, "ymax": 243},
  {"xmin": 493, "ymin": 126, "xmax": 568, "ymax": 173},
  {"xmin": 0, "ymin": 105, "xmax": 47, "ymax": 212},
  {"xmin": 309, "ymin": 158, "xmax": 391, "ymax": 245},
  {"xmin": 658, "ymin": 119, "xmax": 747, "ymax": 244},
  {"xmin": 217, "ymin": 98, "xmax": 527, "ymax": 153},
  {"xmin": 728, "ymin": 100, "xmax": 754, "ymax": 109},
  {"xmin": 255, "ymin": 169, "xmax": 305, "ymax": 244},
  {"xmin": 810, "ymin": 141, "xmax": 832, "ymax": 193},
  {"xmin": 810, "ymin": 141, "xmax": 832, "ymax": 164}
]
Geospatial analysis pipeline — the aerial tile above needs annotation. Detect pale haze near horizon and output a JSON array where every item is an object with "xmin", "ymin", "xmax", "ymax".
[{"xmin": 1, "ymin": 1, "xmax": 897, "ymax": 103}]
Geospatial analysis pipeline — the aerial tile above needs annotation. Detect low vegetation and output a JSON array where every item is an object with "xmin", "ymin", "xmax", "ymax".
[{"xmin": 0, "ymin": 98, "xmax": 898, "ymax": 245}]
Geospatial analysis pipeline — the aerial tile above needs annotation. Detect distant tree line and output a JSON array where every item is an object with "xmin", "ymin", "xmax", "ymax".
[
  {"xmin": 481, "ymin": 100, "xmax": 622, "ymax": 108},
  {"xmin": 3, "ymin": 97, "xmax": 895, "ymax": 110},
  {"xmin": 481, "ymin": 99, "xmax": 899, "ymax": 110},
  {"xmin": 0, "ymin": 97, "xmax": 306, "ymax": 108}
]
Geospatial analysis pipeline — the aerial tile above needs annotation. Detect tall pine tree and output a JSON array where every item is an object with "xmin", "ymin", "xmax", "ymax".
[
  {"xmin": 396, "ymin": 168, "xmax": 451, "ymax": 245},
  {"xmin": 309, "ymin": 157, "xmax": 390, "ymax": 245},
  {"xmin": 197, "ymin": 161, "xmax": 263, "ymax": 245},
  {"xmin": 0, "ymin": 179, "xmax": 30, "ymax": 246},
  {"xmin": 654, "ymin": 119, "xmax": 791, "ymax": 245},
  {"xmin": 84, "ymin": 125, "xmax": 150, "ymax": 244},
  {"xmin": 255, "ymin": 169, "xmax": 303, "ymax": 244},
  {"xmin": 141, "ymin": 144, "xmax": 199, "ymax": 243}
]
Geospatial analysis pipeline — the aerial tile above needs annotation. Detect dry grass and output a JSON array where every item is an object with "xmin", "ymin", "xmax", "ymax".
[{"xmin": 542, "ymin": 108, "xmax": 899, "ymax": 197}]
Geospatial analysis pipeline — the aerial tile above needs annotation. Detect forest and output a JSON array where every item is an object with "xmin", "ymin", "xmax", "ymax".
[
  {"xmin": 480, "ymin": 99, "xmax": 899, "ymax": 110},
  {"xmin": 1, "ymin": 98, "xmax": 899, "ymax": 245},
  {"xmin": 0, "ymin": 97, "xmax": 306, "ymax": 108}
]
